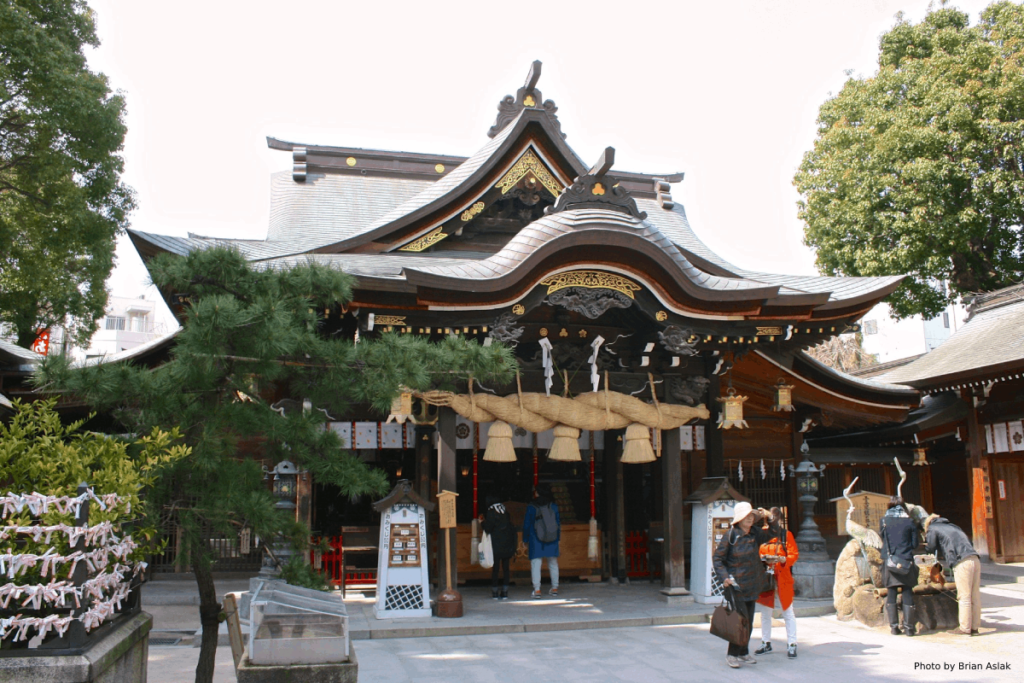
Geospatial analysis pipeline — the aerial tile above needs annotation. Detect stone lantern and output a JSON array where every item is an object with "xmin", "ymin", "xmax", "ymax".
[
  {"xmin": 258, "ymin": 460, "xmax": 299, "ymax": 578},
  {"xmin": 789, "ymin": 443, "xmax": 834, "ymax": 599}
]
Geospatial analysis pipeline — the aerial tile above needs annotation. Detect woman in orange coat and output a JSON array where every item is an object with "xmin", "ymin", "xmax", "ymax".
[{"xmin": 754, "ymin": 509, "xmax": 799, "ymax": 659}]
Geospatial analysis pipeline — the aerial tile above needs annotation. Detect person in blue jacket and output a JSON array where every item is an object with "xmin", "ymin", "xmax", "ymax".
[{"xmin": 523, "ymin": 483, "xmax": 560, "ymax": 598}]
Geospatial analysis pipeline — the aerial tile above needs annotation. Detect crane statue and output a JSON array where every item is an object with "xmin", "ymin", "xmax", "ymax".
[{"xmin": 833, "ymin": 477, "xmax": 885, "ymax": 620}]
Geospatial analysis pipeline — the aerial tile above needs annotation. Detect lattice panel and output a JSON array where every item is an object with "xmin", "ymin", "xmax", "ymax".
[
  {"xmin": 710, "ymin": 567, "xmax": 725, "ymax": 598},
  {"xmin": 384, "ymin": 585, "xmax": 424, "ymax": 611}
]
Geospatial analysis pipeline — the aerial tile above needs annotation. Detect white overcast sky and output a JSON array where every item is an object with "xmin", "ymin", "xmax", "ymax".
[{"xmin": 85, "ymin": 0, "xmax": 998, "ymax": 327}]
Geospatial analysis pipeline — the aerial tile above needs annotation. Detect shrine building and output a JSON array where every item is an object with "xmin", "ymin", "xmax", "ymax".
[{"xmin": 127, "ymin": 63, "xmax": 923, "ymax": 593}]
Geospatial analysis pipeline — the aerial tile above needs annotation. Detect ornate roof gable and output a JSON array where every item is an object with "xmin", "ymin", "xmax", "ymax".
[
  {"xmin": 488, "ymin": 61, "xmax": 565, "ymax": 140},
  {"xmin": 546, "ymin": 147, "xmax": 647, "ymax": 220}
]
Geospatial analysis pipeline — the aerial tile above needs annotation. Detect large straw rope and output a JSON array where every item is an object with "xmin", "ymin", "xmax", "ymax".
[{"xmin": 415, "ymin": 389, "xmax": 708, "ymax": 432}]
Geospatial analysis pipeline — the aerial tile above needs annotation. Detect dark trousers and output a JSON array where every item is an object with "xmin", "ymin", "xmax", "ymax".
[
  {"xmin": 886, "ymin": 586, "xmax": 914, "ymax": 610},
  {"xmin": 726, "ymin": 599, "xmax": 756, "ymax": 657},
  {"xmin": 491, "ymin": 557, "xmax": 510, "ymax": 587}
]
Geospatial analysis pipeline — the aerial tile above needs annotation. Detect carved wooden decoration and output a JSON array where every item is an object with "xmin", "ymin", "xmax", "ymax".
[
  {"xmin": 487, "ymin": 61, "xmax": 566, "ymax": 140},
  {"xmin": 547, "ymin": 287, "xmax": 633, "ymax": 319},
  {"xmin": 545, "ymin": 147, "xmax": 647, "ymax": 219},
  {"xmin": 399, "ymin": 226, "xmax": 447, "ymax": 252},
  {"xmin": 659, "ymin": 325, "xmax": 699, "ymax": 356},
  {"xmin": 539, "ymin": 270, "xmax": 641, "ymax": 298}
]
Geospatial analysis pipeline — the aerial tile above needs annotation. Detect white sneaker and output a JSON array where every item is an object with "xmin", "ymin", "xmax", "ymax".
[
  {"xmin": 726, "ymin": 656, "xmax": 741, "ymax": 668},
  {"xmin": 739, "ymin": 655, "xmax": 757, "ymax": 665}
]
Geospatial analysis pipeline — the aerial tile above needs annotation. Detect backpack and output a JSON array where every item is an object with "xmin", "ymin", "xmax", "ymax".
[{"xmin": 533, "ymin": 503, "xmax": 558, "ymax": 544}]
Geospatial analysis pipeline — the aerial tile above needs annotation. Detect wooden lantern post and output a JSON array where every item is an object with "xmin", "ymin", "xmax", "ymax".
[{"xmin": 436, "ymin": 489, "xmax": 463, "ymax": 618}]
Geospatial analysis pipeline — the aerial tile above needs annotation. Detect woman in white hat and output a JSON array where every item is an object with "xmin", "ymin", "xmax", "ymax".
[{"xmin": 712, "ymin": 501, "xmax": 781, "ymax": 669}]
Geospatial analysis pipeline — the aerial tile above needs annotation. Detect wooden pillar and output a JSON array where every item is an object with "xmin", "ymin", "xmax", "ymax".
[
  {"xmin": 660, "ymin": 426, "xmax": 690, "ymax": 597},
  {"xmin": 438, "ymin": 407, "xmax": 458, "ymax": 590},
  {"xmin": 296, "ymin": 470, "xmax": 313, "ymax": 564},
  {"xmin": 963, "ymin": 389, "xmax": 991, "ymax": 559},
  {"xmin": 605, "ymin": 429, "xmax": 627, "ymax": 582},
  {"xmin": 705, "ymin": 368, "xmax": 725, "ymax": 477},
  {"xmin": 414, "ymin": 425, "xmax": 435, "ymax": 503}
]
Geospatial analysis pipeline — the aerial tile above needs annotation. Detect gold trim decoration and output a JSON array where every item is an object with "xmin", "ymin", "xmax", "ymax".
[
  {"xmin": 460, "ymin": 201, "xmax": 486, "ymax": 222},
  {"xmin": 399, "ymin": 227, "xmax": 447, "ymax": 252},
  {"xmin": 539, "ymin": 328, "xmax": 549, "ymax": 337},
  {"xmin": 523, "ymin": 94, "xmax": 536, "ymax": 107},
  {"xmin": 655, "ymin": 311, "xmax": 668, "ymax": 322},
  {"xmin": 496, "ymin": 149, "xmax": 563, "ymax": 198},
  {"xmin": 511, "ymin": 304, "xmax": 525, "ymax": 315},
  {"xmin": 374, "ymin": 315, "xmax": 407, "ymax": 326},
  {"xmin": 346, "ymin": 157, "xmax": 357, "ymax": 167},
  {"xmin": 540, "ymin": 271, "xmax": 641, "ymax": 299},
  {"xmin": 756, "ymin": 326, "xmax": 782, "ymax": 336},
  {"xmin": 591, "ymin": 182, "xmax": 606, "ymax": 196},
  {"xmin": 435, "ymin": 164, "xmax": 445, "ymax": 173}
]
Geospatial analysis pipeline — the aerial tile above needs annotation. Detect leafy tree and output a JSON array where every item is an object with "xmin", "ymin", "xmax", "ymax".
[
  {"xmin": 0, "ymin": 0, "xmax": 134, "ymax": 347},
  {"xmin": 0, "ymin": 399, "xmax": 187, "ymax": 647},
  {"xmin": 795, "ymin": 1, "xmax": 1024, "ymax": 318},
  {"xmin": 34, "ymin": 247, "xmax": 515, "ymax": 683}
]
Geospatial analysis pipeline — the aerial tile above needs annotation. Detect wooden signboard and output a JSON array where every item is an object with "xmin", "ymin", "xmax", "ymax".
[
  {"xmin": 437, "ymin": 490, "xmax": 458, "ymax": 529},
  {"xmin": 831, "ymin": 490, "xmax": 890, "ymax": 536}
]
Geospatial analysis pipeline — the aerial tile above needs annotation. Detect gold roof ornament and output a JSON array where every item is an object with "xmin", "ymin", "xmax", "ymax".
[
  {"xmin": 548, "ymin": 425, "xmax": 582, "ymax": 462},
  {"xmin": 398, "ymin": 226, "xmax": 448, "ymax": 252},
  {"xmin": 483, "ymin": 421, "xmax": 517, "ymax": 462},
  {"xmin": 539, "ymin": 271, "xmax": 641, "ymax": 299},
  {"xmin": 772, "ymin": 379, "xmax": 796, "ymax": 413},
  {"xmin": 717, "ymin": 388, "xmax": 749, "ymax": 429}
]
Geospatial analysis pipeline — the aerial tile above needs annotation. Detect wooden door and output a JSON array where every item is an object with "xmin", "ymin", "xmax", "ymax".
[{"xmin": 993, "ymin": 459, "xmax": 1024, "ymax": 562}]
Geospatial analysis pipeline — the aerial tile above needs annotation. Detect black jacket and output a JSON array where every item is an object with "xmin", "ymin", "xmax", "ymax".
[
  {"xmin": 925, "ymin": 516, "xmax": 978, "ymax": 569},
  {"xmin": 713, "ymin": 522, "xmax": 781, "ymax": 601},
  {"xmin": 483, "ymin": 503, "xmax": 517, "ymax": 560},
  {"xmin": 880, "ymin": 506, "xmax": 920, "ymax": 588}
]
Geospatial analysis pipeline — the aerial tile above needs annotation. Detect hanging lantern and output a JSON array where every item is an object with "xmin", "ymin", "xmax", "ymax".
[
  {"xmin": 483, "ymin": 421, "xmax": 517, "ymax": 462},
  {"xmin": 716, "ymin": 388, "xmax": 749, "ymax": 429},
  {"xmin": 772, "ymin": 379, "xmax": 796, "ymax": 413},
  {"xmin": 621, "ymin": 423, "xmax": 656, "ymax": 464},
  {"xmin": 548, "ymin": 425, "xmax": 582, "ymax": 462}
]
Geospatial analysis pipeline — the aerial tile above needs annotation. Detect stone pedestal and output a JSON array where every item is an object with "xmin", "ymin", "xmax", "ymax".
[
  {"xmin": 0, "ymin": 612, "xmax": 151, "ymax": 683},
  {"xmin": 659, "ymin": 587, "xmax": 696, "ymax": 606},
  {"xmin": 237, "ymin": 643, "xmax": 358, "ymax": 683}
]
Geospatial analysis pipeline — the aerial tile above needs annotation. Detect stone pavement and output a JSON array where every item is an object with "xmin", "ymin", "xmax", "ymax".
[{"xmin": 147, "ymin": 577, "xmax": 1024, "ymax": 683}]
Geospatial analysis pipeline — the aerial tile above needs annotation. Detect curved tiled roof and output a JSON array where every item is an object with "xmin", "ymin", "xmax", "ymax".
[{"xmin": 403, "ymin": 208, "xmax": 777, "ymax": 301}]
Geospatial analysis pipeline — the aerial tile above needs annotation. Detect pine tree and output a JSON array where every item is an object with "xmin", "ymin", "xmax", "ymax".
[{"xmin": 34, "ymin": 247, "xmax": 515, "ymax": 683}]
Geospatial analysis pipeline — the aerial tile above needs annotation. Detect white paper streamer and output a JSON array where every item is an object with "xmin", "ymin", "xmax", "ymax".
[
  {"xmin": 588, "ymin": 336, "xmax": 605, "ymax": 392},
  {"xmin": 538, "ymin": 337, "xmax": 554, "ymax": 397}
]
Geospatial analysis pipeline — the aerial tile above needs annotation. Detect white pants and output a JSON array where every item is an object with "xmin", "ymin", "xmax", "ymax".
[
  {"xmin": 757, "ymin": 593, "xmax": 797, "ymax": 645},
  {"xmin": 530, "ymin": 557, "xmax": 559, "ymax": 591}
]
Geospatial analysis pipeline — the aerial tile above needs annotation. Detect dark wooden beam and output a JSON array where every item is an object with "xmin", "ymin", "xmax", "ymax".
[
  {"xmin": 962, "ymin": 388, "xmax": 992, "ymax": 559},
  {"xmin": 589, "ymin": 147, "xmax": 615, "ymax": 177},
  {"xmin": 705, "ymin": 363, "xmax": 724, "ymax": 477},
  {"xmin": 605, "ymin": 429, "xmax": 626, "ymax": 582}
]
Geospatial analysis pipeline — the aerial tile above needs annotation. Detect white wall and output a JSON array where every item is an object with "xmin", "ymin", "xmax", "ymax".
[{"xmin": 859, "ymin": 301, "xmax": 966, "ymax": 364}]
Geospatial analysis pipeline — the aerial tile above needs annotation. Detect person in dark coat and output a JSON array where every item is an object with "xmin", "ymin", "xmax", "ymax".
[
  {"xmin": 924, "ymin": 513, "xmax": 981, "ymax": 635},
  {"xmin": 480, "ymin": 495, "xmax": 517, "ymax": 600},
  {"xmin": 523, "ymin": 484, "xmax": 560, "ymax": 598},
  {"xmin": 712, "ymin": 501, "xmax": 781, "ymax": 669},
  {"xmin": 879, "ymin": 496, "xmax": 920, "ymax": 636}
]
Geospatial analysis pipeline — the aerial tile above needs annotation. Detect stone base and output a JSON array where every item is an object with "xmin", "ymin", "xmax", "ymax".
[
  {"xmin": 658, "ymin": 588, "xmax": 695, "ymax": 606},
  {"xmin": 237, "ymin": 642, "xmax": 358, "ymax": 683},
  {"xmin": 792, "ymin": 558, "xmax": 835, "ymax": 600},
  {"xmin": 0, "ymin": 612, "xmax": 151, "ymax": 683},
  {"xmin": 851, "ymin": 585, "xmax": 960, "ymax": 633}
]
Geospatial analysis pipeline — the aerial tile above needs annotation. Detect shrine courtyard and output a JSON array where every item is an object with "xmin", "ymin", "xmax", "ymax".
[{"xmin": 145, "ymin": 570, "xmax": 1024, "ymax": 682}]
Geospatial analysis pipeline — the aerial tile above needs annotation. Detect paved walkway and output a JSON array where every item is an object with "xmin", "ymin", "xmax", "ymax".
[{"xmin": 147, "ymin": 579, "xmax": 1024, "ymax": 683}]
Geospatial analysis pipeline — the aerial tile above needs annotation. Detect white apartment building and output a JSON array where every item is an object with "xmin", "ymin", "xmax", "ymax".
[
  {"xmin": 84, "ymin": 296, "xmax": 166, "ymax": 359},
  {"xmin": 858, "ymin": 300, "xmax": 967, "ymax": 365}
]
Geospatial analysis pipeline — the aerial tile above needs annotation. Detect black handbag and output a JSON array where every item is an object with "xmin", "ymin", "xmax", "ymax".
[{"xmin": 710, "ymin": 587, "xmax": 750, "ymax": 647}]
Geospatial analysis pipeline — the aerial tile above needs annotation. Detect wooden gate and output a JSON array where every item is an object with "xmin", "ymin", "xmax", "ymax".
[{"xmin": 992, "ymin": 458, "xmax": 1024, "ymax": 562}]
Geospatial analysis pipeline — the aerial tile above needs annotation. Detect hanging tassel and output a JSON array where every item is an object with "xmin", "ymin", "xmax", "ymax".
[
  {"xmin": 761, "ymin": 459, "xmax": 766, "ymax": 480},
  {"xmin": 738, "ymin": 460, "xmax": 744, "ymax": 482},
  {"xmin": 539, "ymin": 337, "xmax": 554, "ymax": 396},
  {"xmin": 471, "ymin": 518, "xmax": 480, "ymax": 565},
  {"xmin": 587, "ymin": 430, "xmax": 599, "ymax": 563}
]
